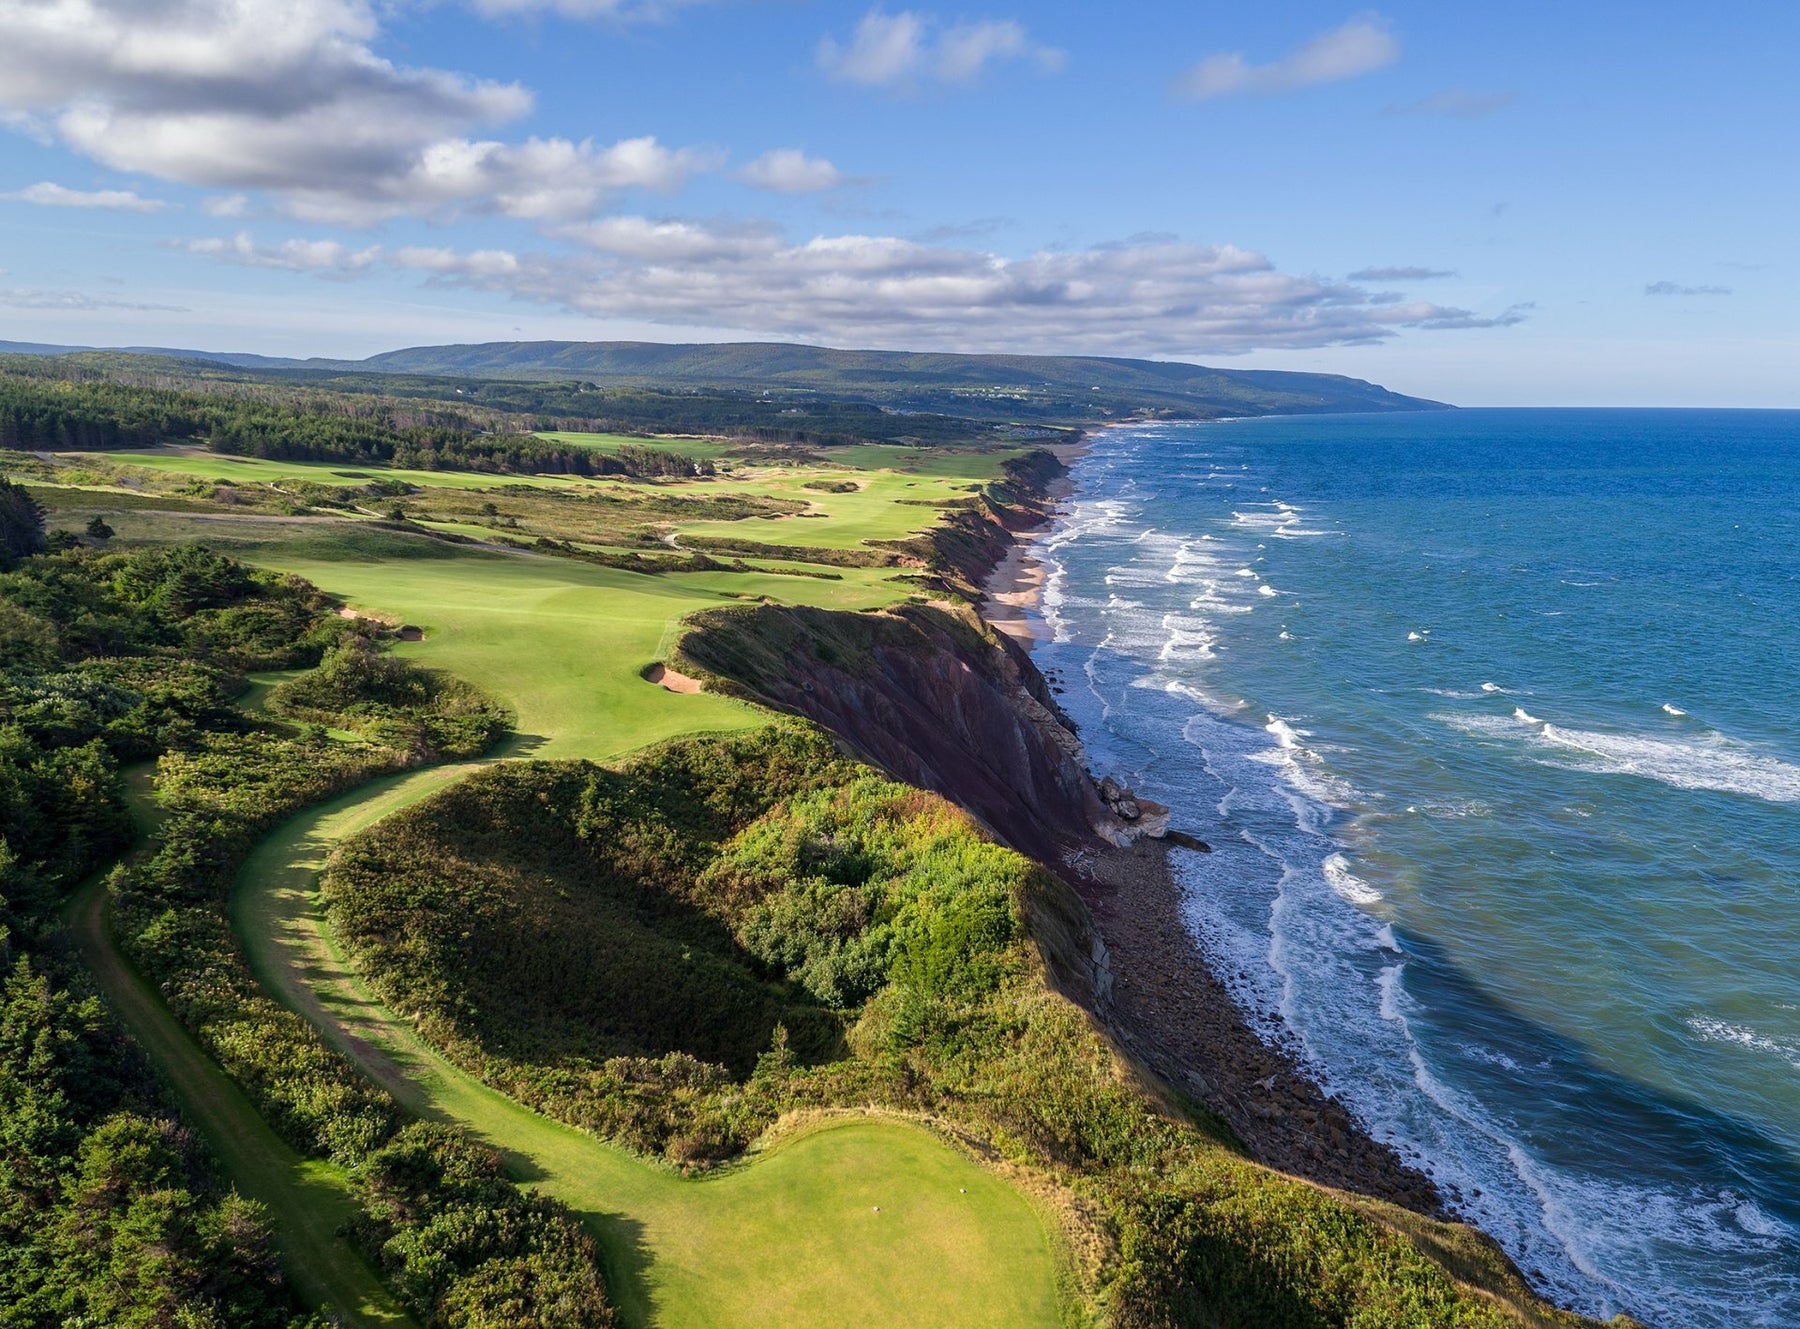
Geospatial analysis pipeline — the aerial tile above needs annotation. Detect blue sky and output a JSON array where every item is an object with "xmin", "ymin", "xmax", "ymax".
[{"xmin": 0, "ymin": 1, "xmax": 1793, "ymax": 405}]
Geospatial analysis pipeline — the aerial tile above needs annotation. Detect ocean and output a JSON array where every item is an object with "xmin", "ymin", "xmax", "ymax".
[{"xmin": 1031, "ymin": 408, "xmax": 1800, "ymax": 1327}]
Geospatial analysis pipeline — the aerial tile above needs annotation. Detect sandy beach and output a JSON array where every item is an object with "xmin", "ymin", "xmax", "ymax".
[{"xmin": 980, "ymin": 435, "xmax": 1085, "ymax": 649}]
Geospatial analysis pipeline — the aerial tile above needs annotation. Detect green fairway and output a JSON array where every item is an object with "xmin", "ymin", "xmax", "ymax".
[
  {"xmin": 63, "ymin": 778, "xmax": 415, "ymax": 1329},
  {"xmin": 236, "ymin": 540, "xmax": 901, "ymax": 760},
  {"xmin": 537, "ymin": 430, "xmax": 740, "ymax": 460},
  {"xmin": 103, "ymin": 448, "xmax": 620, "ymax": 492},
  {"xmin": 668, "ymin": 468, "xmax": 989, "ymax": 549},
  {"xmin": 32, "ymin": 438, "xmax": 1069, "ymax": 1324},
  {"xmin": 235, "ymin": 769, "xmax": 1063, "ymax": 1329}
]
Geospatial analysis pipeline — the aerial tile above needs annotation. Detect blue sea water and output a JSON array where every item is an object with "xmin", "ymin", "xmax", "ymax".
[{"xmin": 1032, "ymin": 408, "xmax": 1800, "ymax": 1327}]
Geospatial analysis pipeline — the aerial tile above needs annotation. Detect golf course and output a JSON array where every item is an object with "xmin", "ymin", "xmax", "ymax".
[{"xmin": 34, "ymin": 433, "xmax": 1069, "ymax": 1326}]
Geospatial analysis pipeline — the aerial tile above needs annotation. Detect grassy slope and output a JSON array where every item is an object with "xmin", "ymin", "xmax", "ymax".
[{"xmin": 235, "ymin": 766, "xmax": 1062, "ymax": 1329}]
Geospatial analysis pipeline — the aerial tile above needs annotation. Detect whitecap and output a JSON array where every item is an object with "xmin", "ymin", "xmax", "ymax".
[
  {"xmin": 1687, "ymin": 1016, "xmax": 1800, "ymax": 1070},
  {"xmin": 1323, "ymin": 852, "xmax": 1383, "ymax": 905},
  {"xmin": 1437, "ymin": 712, "xmax": 1800, "ymax": 804},
  {"xmin": 1663, "ymin": 703, "xmax": 1688, "ymax": 717}
]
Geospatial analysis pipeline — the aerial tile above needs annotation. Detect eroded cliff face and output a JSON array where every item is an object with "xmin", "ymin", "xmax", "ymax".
[{"xmin": 677, "ymin": 601, "xmax": 1115, "ymax": 865}]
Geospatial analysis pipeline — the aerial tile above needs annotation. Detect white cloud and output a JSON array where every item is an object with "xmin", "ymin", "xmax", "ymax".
[
  {"xmin": 299, "ymin": 220, "xmax": 1525, "ymax": 355},
  {"xmin": 0, "ymin": 0, "xmax": 714, "ymax": 223},
  {"xmin": 1348, "ymin": 266, "xmax": 1457, "ymax": 281},
  {"xmin": 1387, "ymin": 87, "xmax": 1516, "ymax": 118},
  {"xmin": 818, "ymin": 9, "xmax": 1065, "ymax": 92},
  {"xmin": 183, "ymin": 231, "xmax": 382, "ymax": 277},
  {"xmin": 464, "ymin": 0, "xmax": 706, "ymax": 18},
  {"xmin": 5, "ymin": 181, "xmax": 169, "ymax": 212},
  {"xmin": 554, "ymin": 216, "xmax": 782, "ymax": 261},
  {"xmin": 1173, "ymin": 16, "xmax": 1398, "ymax": 102},
  {"xmin": 1645, "ymin": 281, "xmax": 1731, "ymax": 297},
  {"xmin": 736, "ymin": 149, "xmax": 848, "ymax": 194}
]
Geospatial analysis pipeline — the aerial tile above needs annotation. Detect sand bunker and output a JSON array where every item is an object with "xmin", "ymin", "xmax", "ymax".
[{"xmin": 644, "ymin": 662, "xmax": 703, "ymax": 694}]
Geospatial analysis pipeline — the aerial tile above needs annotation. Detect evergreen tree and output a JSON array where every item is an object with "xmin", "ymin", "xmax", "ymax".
[{"xmin": 0, "ymin": 477, "xmax": 45, "ymax": 563}]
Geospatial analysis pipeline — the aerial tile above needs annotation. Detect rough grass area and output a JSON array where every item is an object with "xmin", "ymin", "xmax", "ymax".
[
  {"xmin": 234, "ymin": 757, "xmax": 1065, "ymax": 1329},
  {"xmin": 315, "ymin": 728, "xmax": 1613, "ymax": 1329}
]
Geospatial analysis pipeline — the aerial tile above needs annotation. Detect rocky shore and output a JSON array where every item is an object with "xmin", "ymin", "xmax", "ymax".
[{"xmin": 981, "ymin": 441, "xmax": 1448, "ymax": 1216}]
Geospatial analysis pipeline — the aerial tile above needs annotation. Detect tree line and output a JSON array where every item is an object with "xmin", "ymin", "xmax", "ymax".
[{"xmin": 0, "ymin": 367, "xmax": 713, "ymax": 478}]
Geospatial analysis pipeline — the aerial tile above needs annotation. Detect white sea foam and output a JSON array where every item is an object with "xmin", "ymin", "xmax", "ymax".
[
  {"xmin": 1322, "ymin": 852, "xmax": 1383, "ymax": 905},
  {"xmin": 1258, "ymin": 584, "xmax": 1280, "ymax": 597},
  {"xmin": 1436, "ymin": 710, "xmax": 1800, "ymax": 804},
  {"xmin": 1663, "ymin": 703, "xmax": 1689, "ymax": 716},
  {"xmin": 1688, "ymin": 1016, "xmax": 1800, "ymax": 1070},
  {"xmin": 1481, "ymin": 681, "xmax": 1507, "ymax": 693},
  {"xmin": 1407, "ymin": 631, "xmax": 1424, "ymax": 641}
]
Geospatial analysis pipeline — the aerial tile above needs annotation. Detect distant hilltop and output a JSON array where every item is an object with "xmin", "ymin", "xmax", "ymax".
[{"xmin": 0, "ymin": 337, "xmax": 1449, "ymax": 423}]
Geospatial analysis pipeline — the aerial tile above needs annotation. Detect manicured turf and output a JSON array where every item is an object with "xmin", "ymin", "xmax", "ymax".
[
  {"xmin": 236, "ymin": 540, "xmax": 902, "ymax": 760},
  {"xmin": 537, "ymin": 430, "xmax": 740, "ymax": 460},
  {"xmin": 235, "ymin": 769, "xmax": 1063, "ymax": 1329},
  {"xmin": 64, "ymin": 775, "xmax": 415, "ymax": 1329},
  {"xmin": 103, "ymin": 448, "xmax": 619, "ymax": 492}
]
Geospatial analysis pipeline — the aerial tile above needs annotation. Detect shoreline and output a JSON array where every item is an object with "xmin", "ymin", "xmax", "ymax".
[
  {"xmin": 982, "ymin": 435, "xmax": 1084, "ymax": 651},
  {"xmin": 979, "ymin": 432, "xmax": 1447, "ymax": 1215}
]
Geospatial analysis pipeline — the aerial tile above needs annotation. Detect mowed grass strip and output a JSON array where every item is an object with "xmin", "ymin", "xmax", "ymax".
[
  {"xmin": 64, "ymin": 775, "xmax": 416, "ymax": 1329},
  {"xmin": 235, "ymin": 768, "xmax": 1063, "ymax": 1329}
]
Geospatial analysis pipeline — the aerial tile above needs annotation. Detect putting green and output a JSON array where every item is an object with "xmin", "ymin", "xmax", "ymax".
[{"xmin": 236, "ymin": 768, "xmax": 1063, "ymax": 1329}]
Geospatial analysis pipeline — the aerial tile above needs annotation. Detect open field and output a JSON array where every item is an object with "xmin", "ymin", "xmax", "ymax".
[{"xmin": 102, "ymin": 447, "xmax": 624, "ymax": 492}]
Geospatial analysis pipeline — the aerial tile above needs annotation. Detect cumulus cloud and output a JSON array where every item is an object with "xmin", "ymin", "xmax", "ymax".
[
  {"xmin": 5, "ymin": 181, "xmax": 170, "ymax": 212},
  {"xmin": 1387, "ymin": 87, "xmax": 1517, "ymax": 118},
  {"xmin": 1645, "ymin": 281, "xmax": 1731, "ymax": 297},
  {"xmin": 1348, "ymin": 265, "xmax": 1457, "ymax": 281},
  {"xmin": 1172, "ymin": 15, "xmax": 1398, "ymax": 102},
  {"xmin": 182, "ymin": 232, "xmax": 382, "ymax": 277},
  {"xmin": 211, "ymin": 220, "xmax": 1517, "ymax": 355},
  {"xmin": 818, "ymin": 9, "xmax": 1065, "ymax": 91},
  {"xmin": 0, "ymin": 0, "xmax": 714, "ymax": 223},
  {"xmin": 736, "ymin": 149, "xmax": 849, "ymax": 194}
]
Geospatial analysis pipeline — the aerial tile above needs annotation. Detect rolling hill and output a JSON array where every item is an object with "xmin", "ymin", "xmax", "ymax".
[{"xmin": 0, "ymin": 337, "xmax": 1447, "ymax": 422}]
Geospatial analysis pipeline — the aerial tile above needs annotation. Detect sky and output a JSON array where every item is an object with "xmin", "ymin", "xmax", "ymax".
[{"xmin": 0, "ymin": 0, "xmax": 1794, "ymax": 406}]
